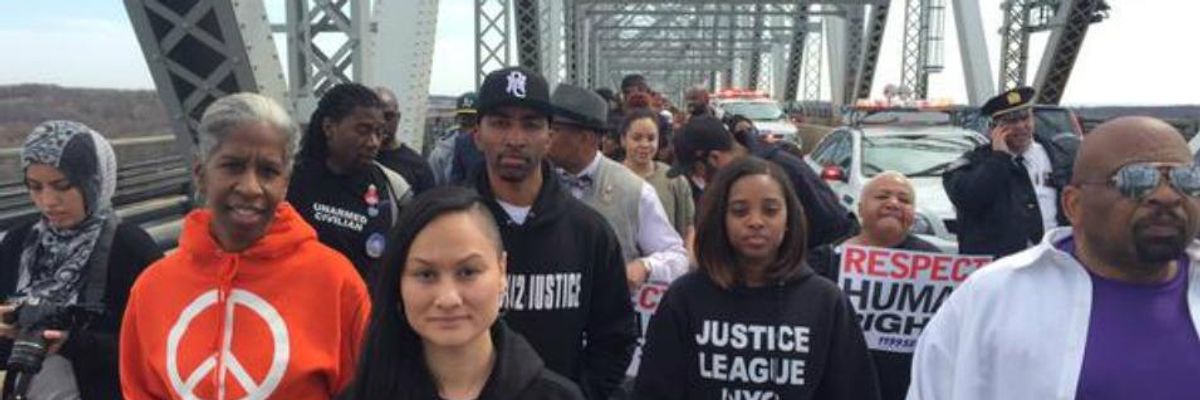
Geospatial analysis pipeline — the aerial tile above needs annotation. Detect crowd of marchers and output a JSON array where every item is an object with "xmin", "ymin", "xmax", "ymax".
[{"xmin": 1, "ymin": 65, "xmax": 1197, "ymax": 400}]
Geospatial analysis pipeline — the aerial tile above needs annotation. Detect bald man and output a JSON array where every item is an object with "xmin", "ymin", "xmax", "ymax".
[
  {"xmin": 375, "ymin": 86, "xmax": 436, "ymax": 194},
  {"xmin": 910, "ymin": 116, "xmax": 1200, "ymax": 399},
  {"xmin": 807, "ymin": 171, "xmax": 940, "ymax": 400}
]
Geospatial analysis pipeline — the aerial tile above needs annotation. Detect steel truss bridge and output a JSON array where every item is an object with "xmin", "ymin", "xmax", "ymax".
[{"xmin": 122, "ymin": 0, "xmax": 1108, "ymax": 159}]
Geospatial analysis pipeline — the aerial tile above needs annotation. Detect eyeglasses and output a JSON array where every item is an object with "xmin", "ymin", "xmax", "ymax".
[
  {"xmin": 991, "ymin": 109, "xmax": 1031, "ymax": 126},
  {"xmin": 1083, "ymin": 163, "xmax": 1200, "ymax": 200}
]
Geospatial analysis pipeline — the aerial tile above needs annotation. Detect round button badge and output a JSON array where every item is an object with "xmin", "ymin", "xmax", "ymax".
[{"xmin": 365, "ymin": 232, "xmax": 387, "ymax": 259}]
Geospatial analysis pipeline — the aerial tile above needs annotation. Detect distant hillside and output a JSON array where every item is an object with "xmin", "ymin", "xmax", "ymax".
[{"xmin": 0, "ymin": 84, "xmax": 169, "ymax": 148}]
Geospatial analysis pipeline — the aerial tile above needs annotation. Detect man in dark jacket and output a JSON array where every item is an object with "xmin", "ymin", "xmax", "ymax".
[
  {"xmin": 669, "ymin": 115, "xmax": 857, "ymax": 249},
  {"xmin": 375, "ymin": 86, "xmax": 436, "ymax": 194},
  {"xmin": 472, "ymin": 66, "xmax": 638, "ymax": 400},
  {"xmin": 943, "ymin": 86, "xmax": 1080, "ymax": 258}
]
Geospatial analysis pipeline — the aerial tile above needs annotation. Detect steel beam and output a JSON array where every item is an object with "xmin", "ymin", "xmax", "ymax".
[
  {"xmin": 540, "ymin": 0, "xmax": 565, "ymax": 86},
  {"xmin": 475, "ymin": 0, "xmax": 510, "ymax": 87},
  {"xmin": 841, "ymin": 5, "xmax": 865, "ymax": 104},
  {"xmin": 516, "ymin": 0, "xmax": 541, "ymax": 70},
  {"xmin": 782, "ymin": 3, "xmax": 813, "ymax": 102},
  {"xmin": 124, "ymin": 0, "xmax": 288, "ymax": 171},
  {"xmin": 826, "ymin": 11, "xmax": 847, "ymax": 108},
  {"xmin": 852, "ymin": 2, "xmax": 887, "ymax": 100},
  {"xmin": 286, "ymin": 0, "xmax": 370, "ymax": 119},
  {"xmin": 952, "ymin": 0, "xmax": 995, "ymax": 104},
  {"xmin": 1033, "ymin": 0, "xmax": 1109, "ymax": 104},
  {"xmin": 997, "ymin": 0, "xmax": 1031, "ymax": 91},
  {"xmin": 374, "ymin": 0, "xmax": 440, "ymax": 149},
  {"xmin": 801, "ymin": 20, "xmax": 823, "ymax": 101}
]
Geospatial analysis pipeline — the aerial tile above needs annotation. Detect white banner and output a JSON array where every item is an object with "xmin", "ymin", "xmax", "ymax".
[{"xmin": 838, "ymin": 245, "xmax": 992, "ymax": 353}]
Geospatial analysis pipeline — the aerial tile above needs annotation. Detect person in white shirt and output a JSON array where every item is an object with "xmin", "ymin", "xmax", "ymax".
[
  {"xmin": 546, "ymin": 84, "xmax": 690, "ymax": 290},
  {"xmin": 910, "ymin": 116, "xmax": 1200, "ymax": 400}
]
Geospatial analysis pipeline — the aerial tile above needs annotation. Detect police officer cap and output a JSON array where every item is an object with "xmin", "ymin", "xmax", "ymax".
[{"xmin": 981, "ymin": 86, "xmax": 1036, "ymax": 118}]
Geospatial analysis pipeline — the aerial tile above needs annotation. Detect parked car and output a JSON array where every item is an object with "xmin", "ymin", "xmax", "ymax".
[
  {"xmin": 712, "ymin": 90, "xmax": 801, "ymax": 148},
  {"xmin": 806, "ymin": 110, "xmax": 987, "ymax": 253}
]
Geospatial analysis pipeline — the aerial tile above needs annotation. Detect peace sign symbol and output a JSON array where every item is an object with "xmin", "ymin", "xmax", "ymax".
[{"xmin": 166, "ymin": 289, "xmax": 291, "ymax": 400}]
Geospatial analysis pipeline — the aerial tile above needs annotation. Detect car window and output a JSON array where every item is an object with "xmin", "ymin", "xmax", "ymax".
[
  {"xmin": 721, "ymin": 101, "xmax": 784, "ymax": 121},
  {"xmin": 830, "ymin": 134, "xmax": 853, "ymax": 169},
  {"xmin": 811, "ymin": 131, "xmax": 845, "ymax": 164},
  {"xmin": 860, "ymin": 131, "xmax": 984, "ymax": 177}
]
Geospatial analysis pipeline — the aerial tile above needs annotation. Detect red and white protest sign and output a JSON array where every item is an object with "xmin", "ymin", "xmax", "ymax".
[
  {"xmin": 626, "ymin": 281, "xmax": 670, "ymax": 376},
  {"xmin": 838, "ymin": 245, "xmax": 992, "ymax": 353}
]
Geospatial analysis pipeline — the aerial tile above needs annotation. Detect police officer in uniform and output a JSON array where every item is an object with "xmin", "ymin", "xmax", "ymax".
[{"xmin": 944, "ymin": 87, "xmax": 1079, "ymax": 258}]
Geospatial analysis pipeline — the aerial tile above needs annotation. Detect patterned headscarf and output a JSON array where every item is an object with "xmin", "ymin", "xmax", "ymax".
[{"xmin": 16, "ymin": 121, "xmax": 119, "ymax": 305}]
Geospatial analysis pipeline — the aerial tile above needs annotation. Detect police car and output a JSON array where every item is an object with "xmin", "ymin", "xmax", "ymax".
[
  {"xmin": 712, "ymin": 89, "xmax": 801, "ymax": 147},
  {"xmin": 805, "ymin": 104, "xmax": 987, "ymax": 253}
]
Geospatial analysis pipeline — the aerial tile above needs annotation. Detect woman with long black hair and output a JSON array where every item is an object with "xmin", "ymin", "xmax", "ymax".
[
  {"xmin": 634, "ymin": 157, "xmax": 880, "ymax": 400},
  {"xmin": 346, "ymin": 186, "xmax": 583, "ymax": 400},
  {"xmin": 288, "ymin": 82, "xmax": 413, "ymax": 283}
]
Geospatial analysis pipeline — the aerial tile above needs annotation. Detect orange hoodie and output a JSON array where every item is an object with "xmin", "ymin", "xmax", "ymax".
[{"xmin": 119, "ymin": 203, "xmax": 370, "ymax": 400}]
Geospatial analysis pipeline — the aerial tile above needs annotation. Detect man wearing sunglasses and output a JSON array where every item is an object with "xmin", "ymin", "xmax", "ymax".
[
  {"xmin": 910, "ymin": 116, "xmax": 1200, "ymax": 399},
  {"xmin": 943, "ymin": 86, "xmax": 1078, "ymax": 258}
]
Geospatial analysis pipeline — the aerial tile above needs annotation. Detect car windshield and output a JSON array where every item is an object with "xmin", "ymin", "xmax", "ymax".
[
  {"xmin": 860, "ymin": 132, "xmax": 985, "ymax": 177},
  {"xmin": 859, "ymin": 110, "xmax": 952, "ymax": 125},
  {"xmin": 721, "ymin": 102, "xmax": 784, "ymax": 121}
]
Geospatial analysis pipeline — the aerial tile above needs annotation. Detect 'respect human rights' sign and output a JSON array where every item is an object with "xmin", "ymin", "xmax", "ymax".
[{"xmin": 838, "ymin": 245, "xmax": 992, "ymax": 353}]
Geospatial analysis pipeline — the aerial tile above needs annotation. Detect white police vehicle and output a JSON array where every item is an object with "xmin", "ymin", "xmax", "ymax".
[
  {"xmin": 712, "ymin": 90, "xmax": 801, "ymax": 147},
  {"xmin": 805, "ymin": 105, "xmax": 987, "ymax": 253}
]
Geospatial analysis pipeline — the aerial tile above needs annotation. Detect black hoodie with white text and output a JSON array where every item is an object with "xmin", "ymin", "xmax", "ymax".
[
  {"xmin": 633, "ymin": 269, "xmax": 881, "ymax": 400},
  {"xmin": 475, "ymin": 163, "xmax": 638, "ymax": 400}
]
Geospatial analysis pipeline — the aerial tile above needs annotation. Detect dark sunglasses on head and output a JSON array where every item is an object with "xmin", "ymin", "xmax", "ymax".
[{"xmin": 1085, "ymin": 163, "xmax": 1200, "ymax": 200}]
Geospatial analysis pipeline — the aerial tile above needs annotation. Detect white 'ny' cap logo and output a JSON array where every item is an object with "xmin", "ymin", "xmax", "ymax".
[{"xmin": 506, "ymin": 71, "xmax": 527, "ymax": 98}]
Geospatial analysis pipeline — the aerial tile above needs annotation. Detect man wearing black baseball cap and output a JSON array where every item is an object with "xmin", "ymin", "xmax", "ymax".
[
  {"xmin": 471, "ymin": 66, "xmax": 637, "ymax": 400},
  {"xmin": 670, "ymin": 115, "xmax": 855, "ymax": 249},
  {"xmin": 429, "ymin": 92, "xmax": 484, "ymax": 185},
  {"xmin": 944, "ymin": 86, "xmax": 1078, "ymax": 258}
]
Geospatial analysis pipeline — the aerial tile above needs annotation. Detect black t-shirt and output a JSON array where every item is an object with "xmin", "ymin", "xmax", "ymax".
[
  {"xmin": 287, "ymin": 160, "xmax": 394, "ymax": 284},
  {"xmin": 634, "ymin": 271, "xmax": 881, "ymax": 400},
  {"xmin": 807, "ymin": 235, "xmax": 939, "ymax": 400}
]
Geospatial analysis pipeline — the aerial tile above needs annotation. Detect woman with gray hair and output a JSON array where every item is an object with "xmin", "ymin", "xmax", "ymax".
[
  {"xmin": 119, "ymin": 93, "xmax": 370, "ymax": 399},
  {"xmin": 0, "ymin": 120, "xmax": 163, "ymax": 399}
]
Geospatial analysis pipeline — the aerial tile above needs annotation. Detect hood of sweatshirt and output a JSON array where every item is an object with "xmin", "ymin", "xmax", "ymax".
[
  {"xmin": 481, "ymin": 322, "xmax": 553, "ymax": 400},
  {"xmin": 475, "ymin": 162, "xmax": 570, "ymax": 230}
]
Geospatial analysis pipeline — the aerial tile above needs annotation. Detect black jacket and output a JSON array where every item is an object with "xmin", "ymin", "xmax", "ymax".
[
  {"xmin": 475, "ymin": 164, "xmax": 638, "ymax": 400},
  {"xmin": 478, "ymin": 323, "xmax": 587, "ymax": 400},
  {"xmin": 943, "ymin": 133, "xmax": 1078, "ymax": 258},
  {"xmin": 0, "ymin": 221, "xmax": 162, "ymax": 399},
  {"xmin": 287, "ymin": 160, "xmax": 398, "ymax": 283},
  {"xmin": 807, "ymin": 235, "xmax": 939, "ymax": 400},
  {"xmin": 633, "ymin": 270, "xmax": 881, "ymax": 400},
  {"xmin": 377, "ymin": 144, "xmax": 435, "ymax": 195},
  {"xmin": 752, "ymin": 145, "xmax": 858, "ymax": 248}
]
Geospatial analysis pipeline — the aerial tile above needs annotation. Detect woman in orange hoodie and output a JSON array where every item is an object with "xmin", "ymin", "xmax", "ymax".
[{"xmin": 118, "ymin": 93, "xmax": 371, "ymax": 399}]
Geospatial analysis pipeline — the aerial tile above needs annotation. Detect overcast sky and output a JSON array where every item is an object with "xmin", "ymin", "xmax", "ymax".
[{"xmin": 0, "ymin": 0, "xmax": 1195, "ymax": 106}]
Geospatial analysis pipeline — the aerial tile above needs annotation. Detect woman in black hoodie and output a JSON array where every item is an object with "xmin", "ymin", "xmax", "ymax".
[
  {"xmin": 634, "ymin": 157, "xmax": 880, "ymax": 400},
  {"xmin": 346, "ymin": 186, "xmax": 583, "ymax": 400}
]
